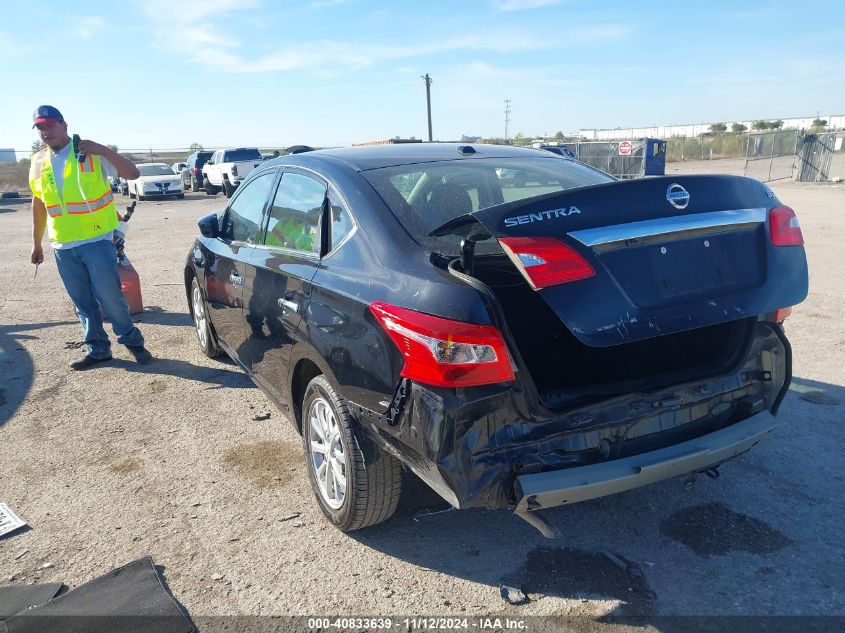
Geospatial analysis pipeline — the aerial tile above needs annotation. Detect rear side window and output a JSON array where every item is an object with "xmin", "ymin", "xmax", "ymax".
[
  {"xmin": 265, "ymin": 172, "xmax": 326, "ymax": 254},
  {"xmin": 328, "ymin": 188, "xmax": 353, "ymax": 250},
  {"xmin": 223, "ymin": 171, "xmax": 275, "ymax": 244},
  {"xmin": 362, "ymin": 157, "xmax": 612, "ymax": 255}
]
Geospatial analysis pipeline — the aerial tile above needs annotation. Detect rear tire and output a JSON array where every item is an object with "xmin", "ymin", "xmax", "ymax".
[
  {"xmin": 191, "ymin": 277, "xmax": 220, "ymax": 358},
  {"xmin": 190, "ymin": 176, "xmax": 200, "ymax": 192},
  {"xmin": 223, "ymin": 177, "xmax": 235, "ymax": 198},
  {"xmin": 204, "ymin": 177, "xmax": 219, "ymax": 195},
  {"xmin": 302, "ymin": 375, "xmax": 401, "ymax": 531}
]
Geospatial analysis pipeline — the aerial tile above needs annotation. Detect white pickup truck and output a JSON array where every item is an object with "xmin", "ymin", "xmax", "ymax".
[{"xmin": 202, "ymin": 147, "xmax": 264, "ymax": 197}]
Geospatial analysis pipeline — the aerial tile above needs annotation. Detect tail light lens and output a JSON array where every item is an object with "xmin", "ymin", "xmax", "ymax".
[
  {"xmin": 232, "ymin": 164, "xmax": 239, "ymax": 177},
  {"xmin": 193, "ymin": 167, "xmax": 199, "ymax": 174},
  {"xmin": 369, "ymin": 302, "xmax": 515, "ymax": 388},
  {"xmin": 769, "ymin": 206, "xmax": 804, "ymax": 246},
  {"xmin": 499, "ymin": 237, "xmax": 595, "ymax": 289},
  {"xmin": 773, "ymin": 307, "xmax": 792, "ymax": 322}
]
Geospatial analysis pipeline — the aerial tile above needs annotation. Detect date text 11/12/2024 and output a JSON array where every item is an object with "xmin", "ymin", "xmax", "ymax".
[{"xmin": 307, "ymin": 617, "xmax": 527, "ymax": 630}]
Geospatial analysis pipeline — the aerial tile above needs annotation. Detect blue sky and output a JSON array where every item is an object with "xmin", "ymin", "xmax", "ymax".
[{"xmin": 2, "ymin": 0, "xmax": 843, "ymax": 154}]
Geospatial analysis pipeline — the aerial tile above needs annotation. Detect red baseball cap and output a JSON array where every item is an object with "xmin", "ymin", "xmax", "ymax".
[{"xmin": 33, "ymin": 105, "xmax": 64, "ymax": 127}]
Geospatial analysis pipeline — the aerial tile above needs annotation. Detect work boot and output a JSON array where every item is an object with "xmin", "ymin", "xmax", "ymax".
[
  {"xmin": 126, "ymin": 345, "xmax": 153, "ymax": 364},
  {"xmin": 69, "ymin": 354, "xmax": 113, "ymax": 370}
]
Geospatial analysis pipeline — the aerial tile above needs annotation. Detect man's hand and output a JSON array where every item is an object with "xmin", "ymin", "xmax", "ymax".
[
  {"xmin": 76, "ymin": 139, "xmax": 108, "ymax": 157},
  {"xmin": 76, "ymin": 139, "xmax": 140, "ymax": 181},
  {"xmin": 31, "ymin": 243, "xmax": 44, "ymax": 265}
]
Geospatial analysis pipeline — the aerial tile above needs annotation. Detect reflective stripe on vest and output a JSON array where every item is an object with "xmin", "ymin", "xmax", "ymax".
[{"xmin": 28, "ymin": 145, "xmax": 118, "ymax": 243}]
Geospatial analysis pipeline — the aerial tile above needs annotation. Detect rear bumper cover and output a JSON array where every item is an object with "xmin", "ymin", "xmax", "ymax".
[{"xmin": 513, "ymin": 411, "xmax": 775, "ymax": 513}]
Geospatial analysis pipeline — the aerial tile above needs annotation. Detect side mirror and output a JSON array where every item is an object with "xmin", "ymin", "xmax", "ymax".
[{"xmin": 198, "ymin": 212, "xmax": 220, "ymax": 239}]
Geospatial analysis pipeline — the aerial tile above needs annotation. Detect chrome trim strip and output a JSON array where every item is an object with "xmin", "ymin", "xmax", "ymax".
[{"xmin": 568, "ymin": 208, "xmax": 767, "ymax": 247}]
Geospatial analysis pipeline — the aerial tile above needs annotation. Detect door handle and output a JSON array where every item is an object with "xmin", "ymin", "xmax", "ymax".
[{"xmin": 278, "ymin": 298, "xmax": 299, "ymax": 313}]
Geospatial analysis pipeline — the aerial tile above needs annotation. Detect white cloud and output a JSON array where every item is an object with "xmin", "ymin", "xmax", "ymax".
[
  {"xmin": 72, "ymin": 16, "xmax": 107, "ymax": 40},
  {"xmin": 495, "ymin": 0, "xmax": 562, "ymax": 11}
]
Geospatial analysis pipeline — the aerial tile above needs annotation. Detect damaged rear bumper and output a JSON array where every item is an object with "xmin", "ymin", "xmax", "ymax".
[{"xmin": 513, "ymin": 411, "xmax": 775, "ymax": 513}]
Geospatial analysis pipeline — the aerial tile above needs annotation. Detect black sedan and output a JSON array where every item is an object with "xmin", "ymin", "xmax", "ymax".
[{"xmin": 185, "ymin": 143, "xmax": 808, "ymax": 535}]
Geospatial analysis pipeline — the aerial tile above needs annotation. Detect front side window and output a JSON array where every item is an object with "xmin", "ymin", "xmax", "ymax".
[
  {"xmin": 223, "ymin": 171, "xmax": 276, "ymax": 244},
  {"xmin": 264, "ymin": 172, "xmax": 326, "ymax": 254}
]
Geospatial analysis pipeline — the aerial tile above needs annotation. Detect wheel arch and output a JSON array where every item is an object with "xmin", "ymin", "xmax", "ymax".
[{"xmin": 289, "ymin": 351, "xmax": 342, "ymax": 435}]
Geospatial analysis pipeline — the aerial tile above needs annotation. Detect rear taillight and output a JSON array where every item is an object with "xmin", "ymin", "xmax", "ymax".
[
  {"xmin": 193, "ymin": 167, "xmax": 199, "ymax": 174},
  {"xmin": 499, "ymin": 237, "xmax": 595, "ymax": 290},
  {"xmin": 769, "ymin": 206, "xmax": 804, "ymax": 246},
  {"xmin": 369, "ymin": 302, "xmax": 515, "ymax": 388},
  {"xmin": 773, "ymin": 307, "xmax": 792, "ymax": 322},
  {"xmin": 232, "ymin": 165, "xmax": 239, "ymax": 177}
]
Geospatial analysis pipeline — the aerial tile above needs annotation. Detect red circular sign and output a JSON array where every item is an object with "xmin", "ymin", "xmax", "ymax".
[{"xmin": 618, "ymin": 140, "xmax": 632, "ymax": 156}]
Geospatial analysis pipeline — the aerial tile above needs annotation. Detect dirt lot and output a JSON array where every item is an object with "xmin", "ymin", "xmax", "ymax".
[{"xmin": 1, "ymin": 161, "xmax": 844, "ymax": 630}]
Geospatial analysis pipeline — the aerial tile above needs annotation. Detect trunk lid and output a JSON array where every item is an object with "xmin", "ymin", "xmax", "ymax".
[{"xmin": 432, "ymin": 175, "xmax": 808, "ymax": 347}]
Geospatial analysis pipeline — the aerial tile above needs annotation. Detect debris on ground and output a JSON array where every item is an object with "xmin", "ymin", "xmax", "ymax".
[
  {"xmin": 0, "ymin": 502, "xmax": 27, "ymax": 539},
  {"xmin": 252, "ymin": 412, "xmax": 271, "ymax": 421},
  {"xmin": 279, "ymin": 513, "xmax": 301, "ymax": 522},
  {"xmin": 499, "ymin": 584, "xmax": 529, "ymax": 605}
]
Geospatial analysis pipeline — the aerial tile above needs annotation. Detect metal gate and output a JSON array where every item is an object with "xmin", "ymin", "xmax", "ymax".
[
  {"xmin": 793, "ymin": 132, "xmax": 837, "ymax": 182},
  {"xmin": 742, "ymin": 130, "xmax": 800, "ymax": 183},
  {"xmin": 561, "ymin": 141, "xmax": 645, "ymax": 179}
]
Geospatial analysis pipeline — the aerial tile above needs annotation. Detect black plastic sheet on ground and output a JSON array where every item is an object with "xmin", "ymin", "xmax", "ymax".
[{"xmin": 1, "ymin": 557, "xmax": 195, "ymax": 633}]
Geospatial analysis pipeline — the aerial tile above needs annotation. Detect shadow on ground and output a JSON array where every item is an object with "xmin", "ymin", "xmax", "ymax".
[{"xmin": 0, "ymin": 321, "xmax": 76, "ymax": 428}]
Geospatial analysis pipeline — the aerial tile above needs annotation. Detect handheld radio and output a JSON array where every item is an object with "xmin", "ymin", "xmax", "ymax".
[{"xmin": 71, "ymin": 134, "xmax": 86, "ymax": 163}]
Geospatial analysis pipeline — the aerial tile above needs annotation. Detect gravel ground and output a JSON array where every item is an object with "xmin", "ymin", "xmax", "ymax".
[{"xmin": 1, "ymin": 160, "xmax": 843, "ymax": 630}]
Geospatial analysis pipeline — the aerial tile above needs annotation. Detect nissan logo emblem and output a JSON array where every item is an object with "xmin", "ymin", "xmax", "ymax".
[{"xmin": 666, "ymin": 183, "xmax": 690, "ymax": 210}]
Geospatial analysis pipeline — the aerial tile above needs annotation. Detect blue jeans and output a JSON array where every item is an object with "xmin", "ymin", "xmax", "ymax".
[{"xmin": 54, "ymin": 239, "xmax": 144, "ymax": 359}]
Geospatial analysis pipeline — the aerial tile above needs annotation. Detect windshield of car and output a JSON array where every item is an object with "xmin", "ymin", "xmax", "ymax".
[
  {"xmin": 138, "ymin": 164, "xmax": 176, "ymax": 177},
  {"xmin": 362, "ymin": 156, "xmax": 613, "ymax": 255},
  {"xmin": 223, "ymin": 149, "xmax": 262, "ymax": 162}
]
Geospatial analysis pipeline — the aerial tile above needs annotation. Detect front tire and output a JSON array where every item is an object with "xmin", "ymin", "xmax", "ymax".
[
  {"xmin": 191, "ymin": 277, "xmax": 220, "ymax": 358},
  {"xmin": 302, "ymin": 375, "xmax": 401, "ymax": 531}
]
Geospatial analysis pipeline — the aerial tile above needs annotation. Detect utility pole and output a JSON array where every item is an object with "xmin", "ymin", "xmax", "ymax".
[
  {"xmin": 504, "ymin": 99, "xmax": 511, "ymax": 144},
  {"xmin": 422, "ymin": 73, "xmax": 433, "ymax": 142}
]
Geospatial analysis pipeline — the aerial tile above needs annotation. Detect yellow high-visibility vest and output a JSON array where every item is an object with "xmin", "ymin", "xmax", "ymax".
[{"xmin": 28, "ymin": 145, "xmax": 118, "ymax": 244}]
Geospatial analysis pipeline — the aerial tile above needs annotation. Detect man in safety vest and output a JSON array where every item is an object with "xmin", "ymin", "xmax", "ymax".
[{"xmin": 29, "ymin": 105, "xmax": 153, "ymax": 369}]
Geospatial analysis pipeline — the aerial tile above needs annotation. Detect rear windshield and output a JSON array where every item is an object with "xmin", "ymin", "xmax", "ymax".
[
  {"xmin": 362, "ymin": 156, "xmax": 613, "ymax": 255},
  {"xmin": 223, "ymin": 148, "xmax": 262, "ymax": 162}
]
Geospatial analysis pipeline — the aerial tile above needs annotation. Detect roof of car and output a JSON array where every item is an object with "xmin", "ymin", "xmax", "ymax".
[{"xmin": 269, "ymin": 143, "xmax": 556, "ymax": 172}]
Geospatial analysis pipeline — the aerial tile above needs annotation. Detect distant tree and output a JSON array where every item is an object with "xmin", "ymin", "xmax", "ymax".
[
  {"xmin": 752, "ymin": 120, "xmax": 769, "ymax": 130},
  {"xmin": 811, "ymin": 118, "xmax": 828, "ymax": 129},
  {"xmin": 106, "ymin": 144, "xmax": 119, "ymax": 152},
  {"xmin": 554, "ymin": 131, "xmax": 565, "ymax": 140},
  {"xmin": 731, "ymin": 122, "xmax": 748, "ymax": 133},
  {"xmin": 769, "ymin": 120, "xmax": 783, "ymax": 130},
  {"xmin": 709, "ymin": 123, "xmax": 727, "ymax": 134},
  {"xmin": 513, "ymin": 132, "xmax": 528, "ymax": 146},
  {"xmin": 32, "ymin": 140, "xmax": 45, "ymax": 152},
  {"xmin": 189, "ymin": 142, "xmax": 204, "ymax": 153}
]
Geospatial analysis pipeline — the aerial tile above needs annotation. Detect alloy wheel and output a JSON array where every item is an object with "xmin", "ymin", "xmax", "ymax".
[
  {"xmin": 192, "ymin": 284, "xmax": 208, "ymax": 349},
  {"xmin": 308, "ymin": 397, "xmax": 347, "ymax": 509}
]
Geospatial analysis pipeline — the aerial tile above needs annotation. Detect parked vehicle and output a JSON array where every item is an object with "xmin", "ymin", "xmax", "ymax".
[
  {"xmin": 184, "ymin": 143, "xmax": 808, "ymax": 535},
  {"xmin": 127, "ymin": 163, "xmax": 184, "ymax": 201},
  {"xmin": 183, "ymin": 151, "xmax": 214, "ymax": 192},
  {"xmin": 202, "ymin": 147, "xmax": 263, "ymax": 198}
]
